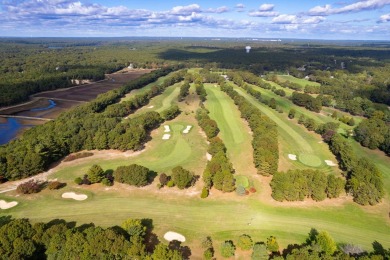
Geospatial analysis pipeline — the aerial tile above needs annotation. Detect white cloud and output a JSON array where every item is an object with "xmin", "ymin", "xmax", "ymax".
[
  {"xmin": 301, "ymin": 16, "xmax": 325, "ymax": 24},
  {"xmin": 272, "ymin": 14, "xmax": 297, "ymax": 24},
  {"xmin": 249, "ymin": 3, "xmax": 278, "ymax": 17},
  {"xmin": 259, "ymin": 3, "xmax": 274, "ymax": 11},
  {"xmin": 248, "ymin": 11, "xmax": 278, "ymax": 17},
  {"xmin": 378, "ymin": 13, "xmax": 390, "ymax": 22},
  {"xmin": 170, "ymin": 4, "xmax": 201, "ymax": 15},
  {"xmin": 309, "ymin": 0, "xmax": 390, "ymax": 15},
  {"xmin": 236, "ymin": 3, "xmax": 245, "ymax": 8},
  {"xmin": 205, "ymin": 6, "xmax": 229, "ymax": 13}
]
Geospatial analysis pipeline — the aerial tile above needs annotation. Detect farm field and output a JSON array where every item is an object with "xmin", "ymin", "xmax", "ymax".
[{"xmin": 1, "ymin": 72, "xmax": 390, "ymax": 258}]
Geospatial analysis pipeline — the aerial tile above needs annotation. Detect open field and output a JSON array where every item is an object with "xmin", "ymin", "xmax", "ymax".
[
  {"xmin": 276, "ymin": 75, "xmax": 321, "ymax": 87},
  {"xmin": 1, "ymin": 73, "xmax": 390, "ymax": 258}
]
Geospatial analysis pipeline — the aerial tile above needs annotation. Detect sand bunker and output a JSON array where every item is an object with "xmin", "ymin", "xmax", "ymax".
[
  {"xmin": 62, "ymin": 192, "xmax": 88, "ymax": 201},
  {"xmin": 147, "ymin": 105, "xmax": 154, "ymax": 108},
  {"xmin": 164, "ymin": 231, "xmax": 186, "ymax": 242},
  {"xmin": 182, "ymin": 125, "xmax": 192, "ymax": 134},
  {"xmin": 325, "ymin": 160, "xmax": 337, "ymax": 166},
  {"xmin": 288, "ymin": 154, "xmax": 297, "ymax": 160},
  {"xmin": 162, "ymin": 134, "xmax": 171, "ymax": 140},
  {"xmin": 164, "ymin": 125, "xmax": 170, "ymax": 133},
  {"xmin": 206, "ymin": 153, "xmax": 212, "ymax": 161},
  {"xmin": 0, "ymin": 200, "xmax": 18, "ymax": 209}
]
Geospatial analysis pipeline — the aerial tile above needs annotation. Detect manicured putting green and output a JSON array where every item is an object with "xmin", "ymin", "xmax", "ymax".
[
  {"xmin": 298, "ymin": 153, "xmax": 322, "ymax": 167},
  {"xmin": 235, "ymin": 175, "xmax": 249, "ymax": 188}
]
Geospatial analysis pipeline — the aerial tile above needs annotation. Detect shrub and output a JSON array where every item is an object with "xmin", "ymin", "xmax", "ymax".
[
  {"xmin": 47, "ymin": 181, "xmax": 66, "ymax": 190},
  {"xmin": 16, "ymin": 180, "xmax": 42, "ymax": 194},
  {"xmin": 220, "ymin": 240, "xmax": 235, "ymax": 258},
  {"xmin": 74, "ymin": 177, "xmax": 83, "ymax": 185},
  {"xmin": 159, "ymin": 173, "xmax": 169, "ymax": 186},
  {"xmin": 237, "ymin": 234, "xmax": 253, "ymax": 250},
  {"xmin": 87, "ymin": 164, "xmax": 105, "ymax": 184},
  {"xmin": 203, "ymin": 248, "xmax": 214, "ymax": 260},
  {"xmin": 114, "ymin": 164, "xmax": 151, "ymax": 187},
  {"xmin": 171, "ymin": 166, "xmax": 194, "ymax": 189},
  {"xmin": 236, "ymin": 186, "xmax": 246, "ymax": 196},
  {"xmin": 167, "ymin": 180, "xmax": 174, "ymax": 187},
  {"xmin": 101, "ymin": 178, "xmax": 113, "ymax": 186},
  {"xmin": 201, "ymin": 236, "xmax": 213, "ymax": 249},
  {"xmin": 201, "ymin": 187, "xmax": 209, "ymax": 198},
  {"xmin": 249, "ymin": 187, "xmax": 257, "ymax": 193},
  {"xmin": 252, "ymin": 243, "xmax": 268, "ymax": 260},
  {"xmin": 63, "ymin": 152, "xmax": 93, "ymax": 162},
  {"xmin": 82, "ymin": 175, "xmax": 91, "ymax": 185}
]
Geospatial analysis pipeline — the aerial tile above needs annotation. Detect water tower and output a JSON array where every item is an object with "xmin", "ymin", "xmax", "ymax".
[{"xmin": 245, "ymin": 46, "xmax": 251, "ymax": 53}]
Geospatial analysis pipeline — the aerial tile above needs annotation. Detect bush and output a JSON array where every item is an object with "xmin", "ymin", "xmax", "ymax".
[
  {"xmin": 236, "ymin": 186, "xmax": 246, "ymax": 196},
  {"xmin": 74, "ymin": 177, "xmax": 83, "ymax": 185},
  {"xmin": 16, "ymin": 180, "xmax": 42, "ymax": 194},
  {"xmin": 47, "ymin": 181, "xmax": 66, "ymax": 190},
  {"xmin": 203, "ymin": 248, "xmax": 214, "ymax": 260},
  {"xmin": 114, "ymin": 164, "xmax": 151, "ymax": 187},
  {"xmin": 101, "ymin": 178, "xmax": 113, "ymax": 186},
  {"xmin": 63, "ymin": 152, "xmax": 93, "ymax": 162},
  {"xmin": 171, "ymin": 166, "xmax": 194, "ymax": 189},
  {"xmin": 220, "ymin": 240, "xmax": 235, "ymax": 258},
  {"xmin": 201, "ymin": 187, "xmax": 209, "ymax": 198},
  {"xmin": 167, "ymin": 180, "xmax": 174, "ymax": 187},
  {"xmin": 237, "ymin": 234, "xmax": 253, "ymax": 250},
  {"xmin": 249, "ymin": 187, "xmax": 257, "ymax": 193},
  {"xmin": 87, "ymin": 164, "xmax": 105, "ymax": 184},
  {"xmin": 159, "ymin": 173, "xmax": 169, "ymax": 186}
]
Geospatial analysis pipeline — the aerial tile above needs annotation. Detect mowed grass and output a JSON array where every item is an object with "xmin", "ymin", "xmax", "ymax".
[
  {"xmin": 204, "ymin": 84, "xmax": 257, "ymax": 177},
  {"xmin": 277, "ymin": 75, "xmax": 321, "ymax": 87},
  {"xmin": 1, "ymin": 181, "xmax": 389, "ymax": 251},
  {"xmin": 230, "ymin": 83, "xmax": 339, "ymax": 175},
  {"xmin": 1, "ymin": 75, "xmax": 390, "ymax": 256}
]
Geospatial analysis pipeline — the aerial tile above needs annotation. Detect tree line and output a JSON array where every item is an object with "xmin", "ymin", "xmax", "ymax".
[
  {"xmin": 0, "ymin": 217, "xmax": 188, "ymax": 259},
  {"xmin": 220, "ymin": 81, "xmax": 279, "ymax": 176},
  {"xmin": 196, "ymin": 107, "xmax": 235, "ymax": 195},
  {"xmin": 0, "ymin": 68, "xmax": 184, "ymax": 181},
  {"xmin": 270, "ymin": 169, "xmax": 345, "ymax": 202}
]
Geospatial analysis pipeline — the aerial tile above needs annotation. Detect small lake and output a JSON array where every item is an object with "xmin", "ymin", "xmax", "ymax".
[
  {"xmin": 0, "ymin": 118, "xmax": 23, "ymax": 145},
  {"xmin": 0, "ymin": 99, "xmax": 57, "ymax": 145}
]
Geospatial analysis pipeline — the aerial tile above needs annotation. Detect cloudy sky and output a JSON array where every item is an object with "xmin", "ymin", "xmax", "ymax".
[{"xmin": 0, "ymin": 0, "xmax": 389, "ymax": 40}]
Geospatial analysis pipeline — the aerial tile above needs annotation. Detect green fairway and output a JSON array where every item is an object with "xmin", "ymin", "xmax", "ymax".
[
  {"xmin": 1, "ymin": 183, "xmax": 389, "ymax": 251},
  {"xmin": 298, "ymin": 153, "xmax": 323, "ymax": 167},
  {"xmin": 230, "ymin": 83, "xmax": 339, "ymax": 174},
  {"xmin": 204, "ymin": 84, "xmax": 257, "ymax": 177},
  {"xmin": 277, "ymin": 75, "xmax": 321, "ymax": 87}
]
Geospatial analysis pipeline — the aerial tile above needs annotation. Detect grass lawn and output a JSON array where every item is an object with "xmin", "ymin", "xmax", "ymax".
[
  {"xmin": 277, "ymin": 75, "xmax": 321, "ymax": 87},
  {"xmin": 204, "ymin": 84, "xmax": 257, "ymax": 178},
  {"xmin": 230, "ymin": 83, "xmax": 339, "ymax": 174},
  {"xmin": 1, "ymin": 73, "xmax": 389, "ymax": 258}
]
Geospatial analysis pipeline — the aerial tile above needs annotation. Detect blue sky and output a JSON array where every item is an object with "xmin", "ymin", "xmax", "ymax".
[{"xmin": 0, "ymin": 0, "xmax": 389, "ymax": 39}]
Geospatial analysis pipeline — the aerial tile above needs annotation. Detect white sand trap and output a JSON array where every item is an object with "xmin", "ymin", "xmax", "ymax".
[
  {"xmin": 147, "ymin": 105, "xmax": 154, "ymax": 108},
  {"xmin": 206, "ymin": 153, "xmax": 212, "ymax": 161},
  {"xmin": 164, "ymin": 125, "xmax": 170, "ymax": 132},
  {"xmin": 288, "ymin": 154, "xmax": 297, "ymax": 160},
  {"xmin": 325, "ymin": 160, "xmax": 337, "ymax": 166},
  {"xmin": 164, "ymin": 231, "xmax": 186, "ymax": 242},
  {"xmin": 162, "ymin": 134, "xmax": 171, "ymax": 140},
  {"xmin": 0, "ymin": 200, "xmax": 18, "ymax": 209},
  {"xmin": 62, "ymin": 192, "xmax": 88, "ymax": 201},
  {"xmin": 182, "ymin": 125, "xmax": 192, "ymax": 134}
]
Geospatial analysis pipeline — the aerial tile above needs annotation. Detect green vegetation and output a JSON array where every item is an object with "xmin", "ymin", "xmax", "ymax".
[
  {"xmin": 1, "ymin": 38, "xmax": 390, "ymax": 258},
  {"xmin": 298, "ymin": 153, "xmax": 323, "ymax": 167}
]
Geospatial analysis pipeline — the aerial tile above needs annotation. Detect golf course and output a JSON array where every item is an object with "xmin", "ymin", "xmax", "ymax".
[{"xmin": 0, "ymin": 70, "xmax": 389, "ymax": 259}]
